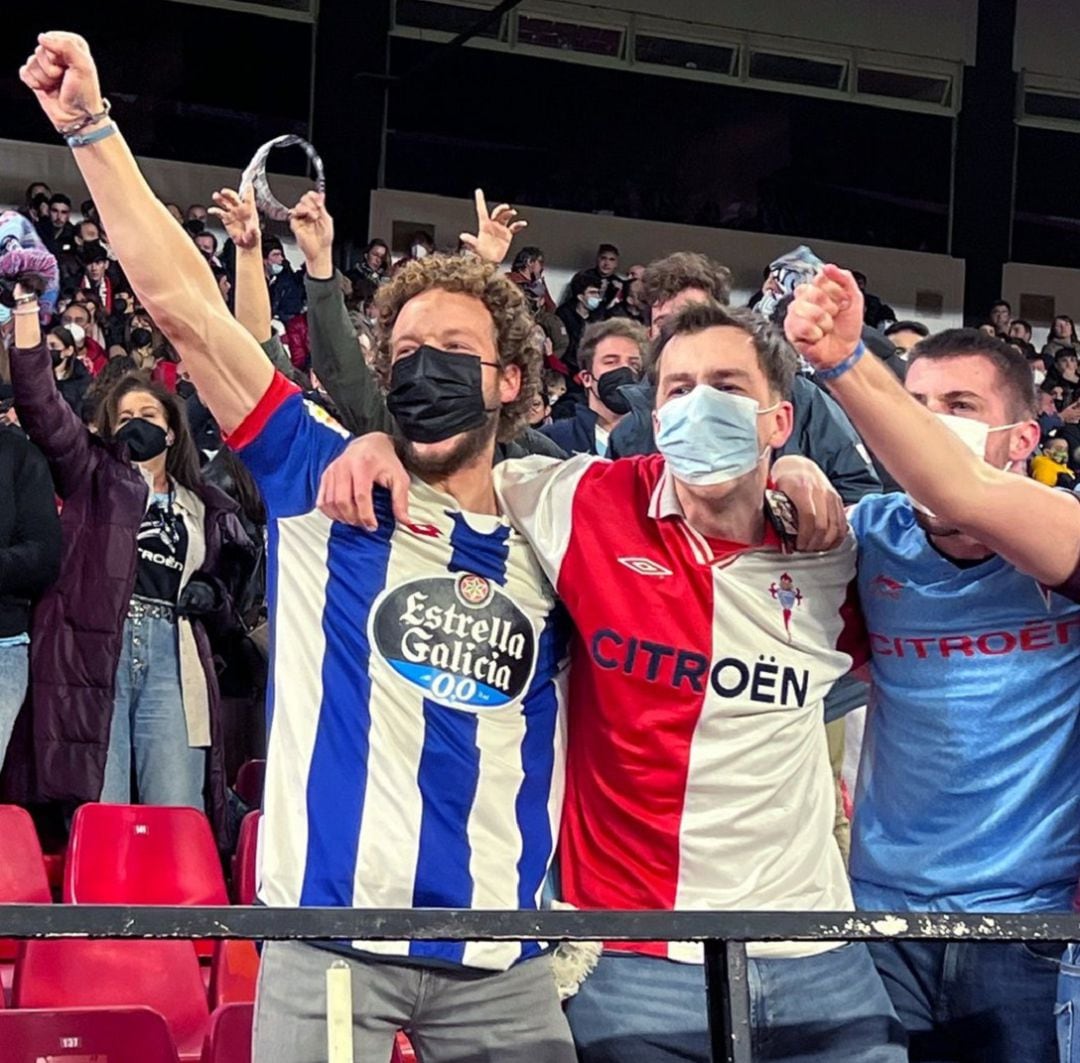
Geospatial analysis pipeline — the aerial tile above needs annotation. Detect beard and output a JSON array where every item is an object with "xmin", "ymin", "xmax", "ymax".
[{"xmin": 394, "ymin": 410, "xmax": 499, "ymax": 479}]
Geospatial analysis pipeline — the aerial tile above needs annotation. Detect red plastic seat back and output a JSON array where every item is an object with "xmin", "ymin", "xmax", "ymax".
[
  {"xmin": 208, "ymin": 940, "xmax": 260, "ymax": 1009},
  {"xmin": 231, "ymin": 810, "xmax": 261, "ymax": 906},
  {"xmin": 393, "ymin": 1032, "xmax": 418, "ymax": 1061},
  {"xmin": 233, "ymin": 760, "xmax": 265, "ymax": 809},
  {"xmin": 0, "ymin": 805, "xmax": 51, "ymax": 963},
  {"xmin": 0, "ymin": 1005, "xmax": 179, "ymax": 1062},
  {"xmin": 64, "ymin": 804, "xmax": 228, "ymax": 905},
  {"xmin": 14, "ymin": 939, "xmax": 209, "ymax": 1059},
  {"xmin": 199, "ymin": 1002, "xmax": 253, "ymax": 1063}
]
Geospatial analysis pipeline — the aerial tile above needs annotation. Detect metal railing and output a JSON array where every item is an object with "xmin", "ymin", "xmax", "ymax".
[{"xmin": 1, "ymin": 905, "xmax": 1077, "ymax": 1063}]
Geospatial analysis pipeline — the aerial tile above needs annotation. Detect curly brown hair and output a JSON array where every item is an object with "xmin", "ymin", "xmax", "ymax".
[
  {"xmin": 372, "ymin": 255, "xmax": 541, "ymax": 443},
  {"xmin": 642, "ymin": 252, "xmax": 732, "ymax": 309}
]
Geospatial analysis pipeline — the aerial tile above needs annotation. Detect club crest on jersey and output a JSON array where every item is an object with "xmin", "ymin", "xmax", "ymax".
[
  {"xmin": 302, "ymin": 398, "xmax": 350, "ymax": 439},
  {"xmin": 769, "ymin": 573, "xmax": 803, "ymax": 641},
  {"xmin": 369, "ymin": 575, "xmax": 537, "ymax": 711}
]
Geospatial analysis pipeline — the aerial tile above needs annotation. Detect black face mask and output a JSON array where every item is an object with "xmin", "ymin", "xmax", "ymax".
[
  {"xmin": 131, "ymin": 327, "xmax": 153, "ymax": 349},
  {"xmin": 176, "ymin": 380, "xmax": 196, "ymax": 401},
  {"xmin": 596, "ymin": 366, "xmax": 638, "ymax": 415},
  {"xmin": 387, "ymin": 345, "xmax": 499, "ymax": 444},
  {"xmin": 115, "ymin": 418, "xmax": 168, "ymax": 462},
  {"xmin": 50, "ymin": 349, "xmax": 64, "ymax": 368}
]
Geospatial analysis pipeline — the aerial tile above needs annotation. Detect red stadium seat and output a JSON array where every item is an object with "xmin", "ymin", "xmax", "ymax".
[
  {"xmin": 231, "ymin": 810, "xmax": 260, "ymax": 906},
  {"xmin": 65, "ymin": 804, "xmax": 228, "ymax": 960},
  {"xmin": 0, "ymin": 1005, "xmax": 179, "ymax": 1062},
  {"xmin": 199, "ymin": 1002, "xmax": 253, "ymax": 1063},
  {"xmin": 208, "ymin": 940, "xmax": 260, "ymax": 1009},
  {"xmin": 233, "ymin": 759, "xmax": 266, "ymax": 809},
  {"xmin": 0, "ymin": 805, "xmax": 51, "ymax": 998},
  {"xmin": 393, "ymin": 1031, "xmax": 418, "ymax": 1061},
  {"xmin": 14, "ymin": 940, "xmax": 209, "ymax": 1061}
]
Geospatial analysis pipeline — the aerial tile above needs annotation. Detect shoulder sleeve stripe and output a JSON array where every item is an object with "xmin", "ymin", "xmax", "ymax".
[{"xmin": 224, "ymin": 372, "xmax": 301, "ymax": 450}]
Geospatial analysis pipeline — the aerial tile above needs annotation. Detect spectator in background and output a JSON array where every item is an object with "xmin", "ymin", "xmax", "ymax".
[
  {"xmin": 60, "ymin": 317, "xmax": 106, "ymax": 377},
  {"xmin": 164, "ymin": 203, "xmax": 184, "ymax": 225},
  {"xmin": 885, "ymin": 320, "xmax": 929, "ymax": 354},
  {"xmin": 80, "ymin": 243, "xmax": 116, "ymax": 314},
  {"xmin": 186, "ymin": 205, "xmax": 209, "ymax": 225},
  {"xmin": 262, "ymin": 236, "xmax": 305, "ymax": 323},
  {"xmin": 1038, "ymin": 384, "xmax": 1064, "ymax": 442},
  {"xmin": 508, "ymin": 246, "xmax": 556, "ymax": 315},
  {"xmin": 989, "ymin": 299, "xmax": 1012, "ymax": 337},
  {"xmin": 9, "ymin": 281, "xmax": 251, "ymax": 833},
  {"xmin": 22, "ymin": 181, "xmax": 50, "ymax": 221},
  {"xmin": 539, "ymin": 318, "xmax": 646, "ymax": 457},
  {"xmin": 38, "ymin": 193, "xmax": 76, "ymax": 255},
  {"xmin": 353, "ymin": 238, "xmax": 390, "ymax": 289},
  {"xmin": 610, "ymin": 276, "xmax": 650, "ymax": 327},
  {"xmin": 1046, "ymin": 399, "xmax": 1080, "ymax": 471},
  {"xmin": 194, "ymin": 231, "xmax": 221, "ymax": 267},
  {"xmin": 70, "ymin": 289, "xmax": 109, "ymax": 350},
  {"xmin": 391, "ymin": 230, "xmax": 436, "ymax": 275},
  {"xmin": 557, "ymin": 270, "xmax": 606, "ymax": 376},
  {"xmin": 1043, "ymin": 315, "xmax": 1079, "ymax": 361},
  {"xmin": 47, "ymin": 325, "xmax": 91, "ymax": 414},
  {"xmin": 0, "ymin": 410, "xmax": 61, "ymax": 768},
  {"xmin": 1031, "ymin": 438, "xmax": 1075, "ymax": 488},
  {"xmin": 574, "ymin": 242, "xmax": 625, "ymax": 312},
  {"xmin": 1009, "ymin": 319, "xmax": 1033, "ymax": 346},
  {"xmin": 1046, "ymin": 348, "xmax": 1080, "ymax": 406}
]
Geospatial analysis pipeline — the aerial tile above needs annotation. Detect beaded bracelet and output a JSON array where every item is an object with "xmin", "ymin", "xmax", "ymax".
[{"xmin": 56, "ymin": 98, "xmax": 111, "ymax": 137}]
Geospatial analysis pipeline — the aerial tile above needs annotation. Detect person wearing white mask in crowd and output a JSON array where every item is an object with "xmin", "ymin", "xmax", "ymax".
[{"xmin": 785, "ymin": 265, "xmax": 1080, "ymax": 1063}]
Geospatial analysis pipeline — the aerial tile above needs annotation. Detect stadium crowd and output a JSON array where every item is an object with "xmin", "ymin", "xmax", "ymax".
[{"xmin": 2, "ymin": 28, "xmax": 1080, "ymax": 1063}]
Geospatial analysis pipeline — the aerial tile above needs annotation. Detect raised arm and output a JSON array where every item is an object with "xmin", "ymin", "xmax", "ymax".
[
  {"xmin": 785, "ymin": 264, "xmax": 1080, "ymax": 587},
  {"xmin": 20, "ymin": 32, "xmax": 273, "ymax": 435},
  {"xmin": 209, "ymin": 185, "xmax": 271, "ymax": 344}
]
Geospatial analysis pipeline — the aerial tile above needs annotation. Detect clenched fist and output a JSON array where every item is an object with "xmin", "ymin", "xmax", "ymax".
[
  {"xmin": 19, "ymin": 32, "xmax": 105, "ymax": 132},
  {"xmin": 784, "ymin": 264, "xmax": 864, "ymax": 371}
]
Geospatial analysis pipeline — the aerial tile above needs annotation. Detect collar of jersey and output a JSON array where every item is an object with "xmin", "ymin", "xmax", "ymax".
[
  {"xmin": 407, "ymin": 473, "xmax": 510, "ymax": 532},
  {"xmin": 648, "ymin": 465, "xmax": 782, "ymax": 567}
]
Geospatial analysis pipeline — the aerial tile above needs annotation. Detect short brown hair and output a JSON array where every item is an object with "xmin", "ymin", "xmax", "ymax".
[
  {"xmin": 642, "ymin": 252, "xmax": 732, "ymax": 309},
  {"xmin": 577, "ymin": 318, "xmax": 649, "ymax": 376},
  {"xmin": 908, "ymin": 328, "xmax": 1037, "ymax": 420},
  {"xmin": 648, "ymin": 301, "xmax": 797, "ymax": 401},
  {"xmin": 373, "ymin": 255, "xmax": 541, "ymax": 443}
]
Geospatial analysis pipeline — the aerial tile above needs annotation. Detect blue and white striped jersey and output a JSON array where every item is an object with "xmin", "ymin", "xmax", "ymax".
[{"xmin": 230, "ymin": 375, "xmax": 569, "ymax": 970}]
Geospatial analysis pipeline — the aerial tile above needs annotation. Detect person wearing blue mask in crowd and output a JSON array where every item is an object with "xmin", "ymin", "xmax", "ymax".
[{"xmin": 557, "ymin": 269, "xmax": 606, "ymax": 380}]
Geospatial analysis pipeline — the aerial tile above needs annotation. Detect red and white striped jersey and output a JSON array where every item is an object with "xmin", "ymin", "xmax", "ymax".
[{"xmin": 494, "ymin": 454, "xmax": 866, "ymax": 960}]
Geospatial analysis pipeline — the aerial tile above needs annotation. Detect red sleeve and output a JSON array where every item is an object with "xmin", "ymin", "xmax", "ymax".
[{"xmin": 223, "ymin": 371, "xmax": 301, "ymax": 450}]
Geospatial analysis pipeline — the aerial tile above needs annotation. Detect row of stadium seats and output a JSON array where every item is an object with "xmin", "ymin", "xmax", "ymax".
[{"xmin": 0, "ymin": 801, "xmax": 415, "ymax": 1061}]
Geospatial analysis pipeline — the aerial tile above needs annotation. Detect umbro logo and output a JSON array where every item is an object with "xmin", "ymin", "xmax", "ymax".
[{"xmin": 618, "ymin": 557, "xmax": 673, "ymax": 577}]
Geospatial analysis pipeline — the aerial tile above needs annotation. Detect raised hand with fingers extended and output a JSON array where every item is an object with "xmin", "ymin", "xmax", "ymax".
[
  {"xmin": 458, "ymin": 189, "xmax": 527, "ymax": 265},
  {"xmin": 19, "ymin": 31, "xmax": 105, "ymax": 131},
  {"xmin": 209, "ymin": 185, "xmax": 261, "ymax": 250},
  {"xmin": 784, "ymin": 264, "xmax": 864, "ymax": 372}
]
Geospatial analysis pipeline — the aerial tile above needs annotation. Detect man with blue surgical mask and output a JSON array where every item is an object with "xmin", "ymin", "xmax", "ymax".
[
  {"xmin": 556, "ymin": 269, "xmax": 606, "ymax": 381},
  {"xmin": 316, "ymin": 300, "xmax": 906, "ymax": 1063},
  {"xmin": 786, "ymin": 266, "xmax": 1080, "ymax": 1063}
]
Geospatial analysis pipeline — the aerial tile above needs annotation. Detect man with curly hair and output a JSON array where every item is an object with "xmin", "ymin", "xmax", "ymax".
[{"xmin": 21, "ymin": 33, "xmax": 576, "ymax": 1060}]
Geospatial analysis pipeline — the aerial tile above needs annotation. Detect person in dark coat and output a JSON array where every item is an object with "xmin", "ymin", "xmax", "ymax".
[
  {"xmin": 46, "ymin": 325, "xmax": 91, "ymax": 415},
  {"xmin": 8, "ymin": 285, "xmax": 253, "ymax": 844},
  {"xmin": 0, "ymin": 418, "xmax": 61, "ymax": 767}
]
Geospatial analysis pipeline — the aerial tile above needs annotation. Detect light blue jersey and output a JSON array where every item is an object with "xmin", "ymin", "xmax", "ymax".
[
  {"xmin": 850, "ymin": 493, "xmax": 1080, "ymax": 913},
  {"xmin": 231, "ymin": 375, "xmax": 569, "ymax": 970}
]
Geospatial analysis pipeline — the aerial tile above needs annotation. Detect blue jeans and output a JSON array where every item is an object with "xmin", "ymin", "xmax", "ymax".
[
  {"xmin": 0, "ymin": 641, "xmax": 28, "ymax": 767},
  {"xmin": 566, "ymin": 947, "xmax": 906, "ymax": 1062},
  {"xmin": 100, "ymin": 615, "xmax": 205, "ymax": 808},
  {"xmin": 869, "ymin": 940, "xmax": 1060, "ymax": 1063},
  {"xmin": 1056, "ymin": 943, "xmax": 1080, "ymax": 1062}
]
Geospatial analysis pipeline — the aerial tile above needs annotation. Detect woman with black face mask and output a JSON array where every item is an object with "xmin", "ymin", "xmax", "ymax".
[
  {"xmin": 6, "ymin": 282, "xmax": 254, "ymax": 841},
  {"xmin": 47, "ymin": 324, "xmax": 90, "ymax": 414}
]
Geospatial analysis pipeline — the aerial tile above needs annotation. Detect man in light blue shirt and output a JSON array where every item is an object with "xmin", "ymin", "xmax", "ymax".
[{"xmin": 787, "ymin": 267, "xmax": 1080, "ymax": 1063}]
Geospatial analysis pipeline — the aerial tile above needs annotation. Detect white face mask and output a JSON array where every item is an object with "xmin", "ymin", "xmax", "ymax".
[
  {"xmin": 411, "ymin": 244, "xmax": 429, "ymax": 260},
  {"xmin": 908, "ymin": 413, "xmax": 1022, "ymax": 516}
]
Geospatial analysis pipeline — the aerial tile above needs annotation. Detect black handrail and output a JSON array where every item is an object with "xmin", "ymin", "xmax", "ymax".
[{"xmin": 1, "ymin": 906, "xmax": 1076, "ymax": 1063}]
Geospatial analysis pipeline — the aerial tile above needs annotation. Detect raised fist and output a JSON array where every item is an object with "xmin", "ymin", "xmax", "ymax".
[
  {"xmin": 784, "ymin": 264, "xmax": 865, "ymax": 371},
  {"xmin": 19, "ymin": 32, "xmax": 105, "ymax": 132}
]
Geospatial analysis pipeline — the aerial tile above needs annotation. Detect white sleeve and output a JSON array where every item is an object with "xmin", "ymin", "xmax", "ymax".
[{"xmin": 493, "ymin": 454, "xmax": 603, "ymax": 586}]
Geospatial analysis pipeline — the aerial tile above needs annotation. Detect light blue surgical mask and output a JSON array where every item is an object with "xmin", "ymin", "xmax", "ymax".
[
  {"xmin": 269, "ymin": 262, "xmax": 284, "ymax": 276},
  {"xmin": 0, "ymin": 305, "xmax": 10, "ymax": 327},
  {"xmin": 585, "ymin": 294, "xmax": 602, "ymax": 311},
  {"xmin": 655, "ymin": 385, "xmax": 779, "ymax": 486}
]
